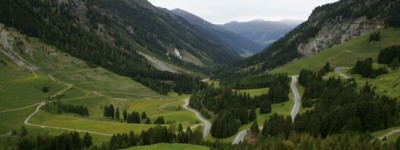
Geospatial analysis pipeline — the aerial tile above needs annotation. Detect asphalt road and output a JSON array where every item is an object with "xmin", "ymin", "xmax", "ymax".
[
  {"xmin": 232, "ymin": 129, "xmax": 249, "ymax": 144},
  {"xmin": 290, "ymin": 76, "xmax": 301, "ymax": 121},
  {"xmin": 378, "ymin": 129, "xmax": 400, "ymax": 140},
  {"xmin": 183, "ymin": 99, "xmax": 211, "ymax": 137},
  {"xmin": 335, "ymin": 67, "xmax": 350, "ymax": 79}
]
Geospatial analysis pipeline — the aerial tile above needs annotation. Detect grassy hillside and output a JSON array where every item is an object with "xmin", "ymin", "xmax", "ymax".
[
  {"xmin": 0, "ymin": 25, "xmax": 201, "ymax": 147},
  {"xmin": 271, "ymin": 28, "xmax": 400, "ymax": 75}
]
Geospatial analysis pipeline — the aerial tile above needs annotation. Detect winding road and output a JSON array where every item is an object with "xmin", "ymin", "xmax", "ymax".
[
  {"xmin": 335, "ymin": 67, "xmax": 350, "ymax": 79},
  {"xmin": 182, "ymin": 99, "xmax": 211, "ymax": 137},
  {"xmin": 378, "ymin": 129, "xmax": 400, "ymax": 141},
  {"xmin": 290, "ymin": 76, "xmax": 301, "ymax": 121},
  {"xmin": 23, "ymin": 102, "xmax": 112, "ymax": 136},
  {"xmin": 233, "ymin": 130, "xmax": 249, "ymax": 144},
  {"xmin": 233, "ymin": 76, "xmax": 301, "ymax": 144},
  {"xmin": 232, "ymin": 127, "xmax": 264, "ymax": 144}
]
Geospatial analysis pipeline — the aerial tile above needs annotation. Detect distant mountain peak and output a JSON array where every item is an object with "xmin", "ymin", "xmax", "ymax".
[
  {"xmin": 170, "ymin": 8, "xmax": 264, "ymax": 56},
  {"xmin": 221, "ymin": 20, "xmax": 301, "ymax": 47}
]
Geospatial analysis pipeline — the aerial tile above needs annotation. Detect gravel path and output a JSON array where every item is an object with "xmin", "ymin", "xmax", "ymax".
[{"xmin": 24, "ymin": 102, "xmax": 112, "ymax": 136}]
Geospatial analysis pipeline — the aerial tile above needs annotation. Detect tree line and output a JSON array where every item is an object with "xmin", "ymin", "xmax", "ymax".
[
  {"xmin": 296, "ymin": 68, "xmax": 399, "ymax": 137},
  {"xmin": 17, "ymin": 131, "xmax": 93, "ymax": 150},
  {"xmin": 106, "ymin": 125, "xmax": 203, "ymax": 149},
  {"xmin": 103, "ymin": 105, "xmax": 168, "ymax": 125},
  {"xmin": 351, "ymin": 58, "xmax": 388, "ymax": 78},
  {"xmin": 378, "ymin": 45, "xmax": 400, "ymax": 65},
  {"xmin": 45, "ymin": 101, "xmax": 89, "ymax": 117}
]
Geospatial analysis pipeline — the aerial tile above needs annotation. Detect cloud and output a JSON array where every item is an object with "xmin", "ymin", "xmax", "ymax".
[{"xmin": 148, "ymin": 0, "xmax": 339, "ymax": 24}]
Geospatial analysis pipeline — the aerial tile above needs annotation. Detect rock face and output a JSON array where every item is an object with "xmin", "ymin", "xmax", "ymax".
[
  {"xmin": 215, "ymin": 0, "xmax": 400, "ymax": 80},
  {"xmin": 298, "ymin": 17, "xmax": 383, "ymax": 56}
]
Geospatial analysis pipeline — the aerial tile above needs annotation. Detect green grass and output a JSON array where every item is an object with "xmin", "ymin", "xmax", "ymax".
[
  {"xmin": 351, "ymin": 68, "xmax": 400, "ymax": 99},
  {"xmin": 0, "ymin": 27, "xmax": 201, "ymax": 147},
  {"xmin": 124, "ymin": 143, "xmax": 209, "ymax": 150},
  {"xmin": 237, "ymin": 88, "xmax": 269, "ymax": 97},
  {"xmin": 0, "ymin": 107, "xmax": 35, "ymax": 134},
  {"xmin": 271, "ymin": 28, "xmax": 400, "ymax": 75}
]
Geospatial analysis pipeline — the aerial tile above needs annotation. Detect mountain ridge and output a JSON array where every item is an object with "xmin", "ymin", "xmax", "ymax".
[
  {"xmin": 215, "ymin": 0, "xmax": 400, "ymax": 82},
  {"xmin": 220, "ymin": 19, "xmax": 302, "ymax": 46},
  {"xmin": 170, "ymin": 8, "xmax": 264, "ymax": 57}
]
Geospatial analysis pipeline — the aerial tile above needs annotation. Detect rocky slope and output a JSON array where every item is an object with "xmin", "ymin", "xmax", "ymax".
[
  {"xmin": 216, "ymin": 0, "xmax": 400, "ymax": 81},
  {"xmin": 0, "ymin": 0, "xmax": 241, "ymax": 71}
]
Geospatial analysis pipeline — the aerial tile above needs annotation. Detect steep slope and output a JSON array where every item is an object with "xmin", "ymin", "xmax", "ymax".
[
  {"xmin": 271, "ymin": 28, "xmax": 400, "ymax": 75},
  {"xmin": 216, "ymin": 0, "xmax": 400, "ymax": 82},
  {"xmin": 170, "ymin": 9, "xmax": 264, "ymax": 57},
  {"xmin": 0, "ymin": 0, "xmax": 244, "ymax": 94},
  {"xmin": 221, "ymin": 20, "xmax": 301, "ymax": 47}
]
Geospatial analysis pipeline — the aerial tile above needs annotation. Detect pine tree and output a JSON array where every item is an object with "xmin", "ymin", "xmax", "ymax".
[
  {"xmin": 260, "ymin": 100, "xmax": 272, "ymax": 114},
  {"xmin": 396, "ymin": 137, "xmax": 400, "ymax": 150},
  {"xmin": 178, "ymin": 124, "xmax": 183, "ymax": 133},
  {"xmin": 20, "ymin": 126, "xmax": 27, "ymax": 137},
  {"xmin": 322, "ymin": 62, "xmax": 331, "ymax": 74},
  {"xmin": 115, "ymin": 108, "xmax": 120, "ymax": 120},
  {"xmin": 249, "ymin": 108, "xmax": 257, "ymax": 122},
  {"xmin": 250, "ymin": 121, "xmax": 260, "ymax": 137},
  {"xmin": 123, "ymin": 109, "xmax": 128, "ymax": 121},
  {"xmin": 141, "ymin": 111, "xmax": 147, "ymax": 119},
  {"xmin": 145, "ymin": 118, "xmax": 151, "ymax": 124},
  {"xmin": 390, "ymin": 58, "xmax": 399, "ymax": 70},
  {"xmin": 83, "ymin": 132, "xmax": 93, "ymax": 148},
  {"xmin": 109, "ymin": 105, "xmax": 115, "ymax": 119}
]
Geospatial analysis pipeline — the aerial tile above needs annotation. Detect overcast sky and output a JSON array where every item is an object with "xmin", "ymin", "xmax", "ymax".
[{"xmin": 148, "ymin": 0, "xmax": 339, "ymax": 24}]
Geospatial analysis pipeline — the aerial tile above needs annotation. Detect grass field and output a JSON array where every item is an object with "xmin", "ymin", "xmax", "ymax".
[
  {"xmin": 124, "ymin": 143, "xmax": 209, "ymax": 150},
  {"xmin": 0, "ymin": 26, "xmax": 201, "ymax": 147},
  {"xmin": 237, "ymin": 88, "xmax": 269, "ymax": 97},
  {"xmin": 271, "ymin": 28, "xmax": 400, "ymax": 75}
]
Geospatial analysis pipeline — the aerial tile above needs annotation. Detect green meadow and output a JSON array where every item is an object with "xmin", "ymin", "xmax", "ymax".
[
  {"xmin": 271, "ymin": 28, "xmax": 400, "ymax": 75},
  {"xmin": 0, "ymin": 29, "xmax": 200, "ymax": 147}
]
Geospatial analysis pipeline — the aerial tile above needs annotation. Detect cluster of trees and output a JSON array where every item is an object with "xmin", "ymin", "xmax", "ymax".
[
  {"xmin": 212, "ymin": 132, "xmax": 400, "ymax": 150},
  {"xmin": 107, "ymin": 125, "xmax": 203, "ymax": 149},
  {"xmin": 104, "ymin": 105, "xmax": 156, "ymax": 124},
  {"xmin": 17, "ymin": 132, "xmax": 92, "ymax": 150},
  {"xmin": 45, "ymin": 101, "xmax": 89, "ymax": 117},
  {"xmin": 369, "ymin": 31, "xmax": 381, "ymax": 42},
  {"xmin": 103, "ymin": 105, "xmax": 116, "ymax": 119},
  {"xmin": 378, "ymin": 45, "xmax": 400, "ymax": 65},
  {"xmin": 296, "ymin": 68, "xmax": 399, "ymax": 137},
  {"xmin": 153, "ymin": 116, "xmax": 165, "ymax": 124},
  {"xmin": 190, "ymin": 74, "xmax": 289, "ymax": 138},
  {"xmin": 211, "ymin": 110, "xmax": 244, "ymax": 138},
  {"xmin": 215, "ymin": 67, "xmax": 400, "ymax": 149},
  {"xmin": 230, "ymin": 74, "xmax": 283, "ymax": 89},
  {"xmin": 298, "ymin": 62, "xmax": 332, "ymax": 107},
  {"xmin": 351, "ymin": 58, "xmax": 388, "ymax": 78}
]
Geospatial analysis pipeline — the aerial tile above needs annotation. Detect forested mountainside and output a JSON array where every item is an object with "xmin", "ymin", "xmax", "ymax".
[
  {"xmin": 0, "ymin": 0, "xmax": 244, "ymax": 94},
  {"xmin": 215, "ymin": 0, "xmax": 400, "ymax": 83},
  {"xmin": 170, "ymin": 9, "xmax": 264, "ymax": 57},
  {"xmin": 221, "ymin": 20, "xmax": 301, "ymax": 47}
]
